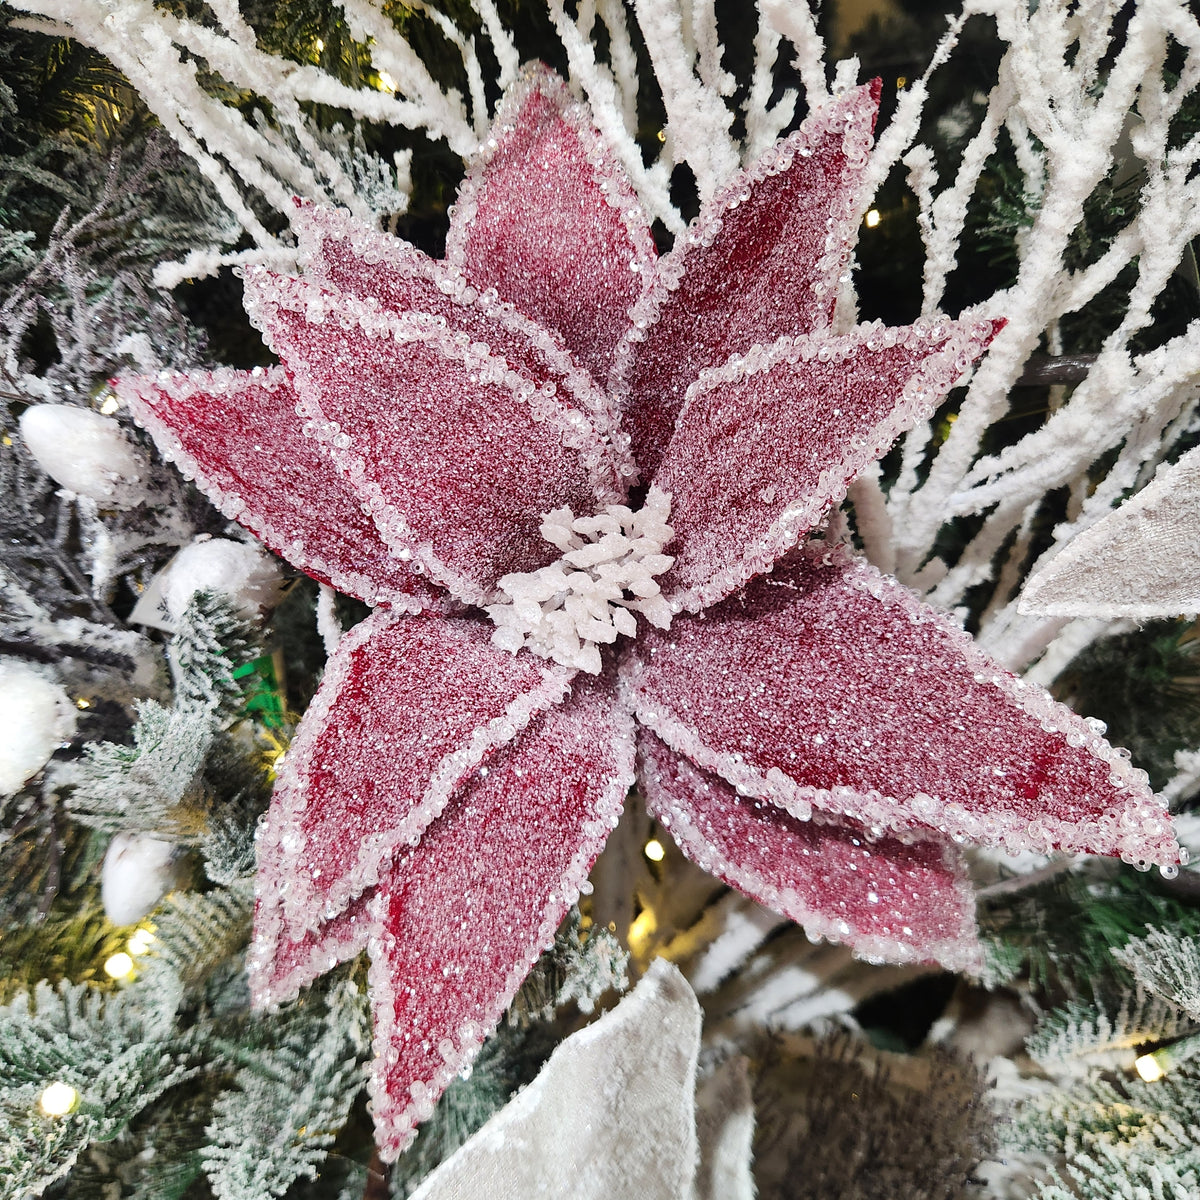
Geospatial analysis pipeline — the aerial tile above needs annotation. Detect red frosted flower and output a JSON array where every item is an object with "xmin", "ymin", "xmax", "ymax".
[{"xmin": 118, "ymin": 68, "xmax": 1179, "ymax": 1157}]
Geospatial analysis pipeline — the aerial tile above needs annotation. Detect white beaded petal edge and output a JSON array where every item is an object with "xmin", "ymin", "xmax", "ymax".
[
  {"xmin": 661, "ymin": 315, "xmax": 999, "ymax": 613},
  {"xmin": 623, "ymin": 546, "xmax": 1182, "ymax": 869},
  {"xmin": 259, "ymin": 609, "xmax": 575, "ymax": 939},
  {"xmin": 241, "ymin": 268, "xmax": 629, "ymax": 608},
  {"xmin": 608, "ymin": 82, "xmax": 879, "ymax": 420},
  {"xmin": 294, "ymin": 201, "xmax": 637, "ymax": 481},
  {"xmin": 444, "ymin": 61, "xmax": 659, "ymax": 363},
  {"xmin": 364, "ymin": 698, "xmax": 637, "ymax": 1162},
  {"xmin": 117, "ymin": 367, "xmax": 431, "ymax": 611},
  {"xmin": 639, "ymin": 745, "xmax": 983, "ymax": 975}
]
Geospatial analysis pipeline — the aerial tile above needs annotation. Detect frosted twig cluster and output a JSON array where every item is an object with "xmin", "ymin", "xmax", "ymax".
[{"xmin": 486, "ymin": 487, "xmax": 674, "ymax": 674}]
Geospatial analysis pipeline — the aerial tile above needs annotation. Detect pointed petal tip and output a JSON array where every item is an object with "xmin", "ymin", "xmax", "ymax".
[{"xmin": 632, "ymin": 549, "xmax": 1182, "ymax": 869}]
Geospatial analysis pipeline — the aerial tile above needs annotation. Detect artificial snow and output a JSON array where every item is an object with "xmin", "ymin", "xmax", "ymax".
[
  {"xmin": 19, "ymin": 404, "xmax": 154, "ymax": 509},
  {"xmin": 101, "ymin": 831, "xmax": 182, "ymax": 925},
  {"xmin": 0, "ymin": 659, "xmax": 77, "ymax": 795}
]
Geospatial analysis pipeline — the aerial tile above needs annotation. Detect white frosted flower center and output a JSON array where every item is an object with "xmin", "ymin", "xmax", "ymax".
[{"xmin": 486, "ymin": 486, "xmax": 675, "ymax": 674}]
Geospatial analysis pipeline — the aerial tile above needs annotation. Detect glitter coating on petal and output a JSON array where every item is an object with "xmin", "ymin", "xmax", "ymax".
[
  {"xmin": 296, "ymin": 204, "xmax": 633, "ymax": 473},
  {"xmin": 244, "ymin": 270, "xmax": 626, "ymax": 605},
  {"xmin": 626, "ymin": 546, "xmax": 1180, "ymax": 866},
  {"xmin": 259, "ymin": 609, "xmax": 573, "ymax": 939},
  {"xmin": 446, "ymin": 65, "xmax": 657, "ymax": 387},
  {"xmin": 657, "ymin": 317, "xmax": 1001, "ymax": 611},
  {"xmin": 116, "ymin": 367, "xmax": 439, "ymax": 609},
  {"xmin": 616, "ymin": 82, "xmax": 881, "ymax": 479},
  {"xmin": 364, "ymin": 673, "xmax": 634, "ymax": 1160},
  {"xmin": 638, "ymin": 732, "xmax": 981, "ymax": 973},
  {"xmin": 248, "ymin": 879, "xmax": 375, "ymax": 1011}
]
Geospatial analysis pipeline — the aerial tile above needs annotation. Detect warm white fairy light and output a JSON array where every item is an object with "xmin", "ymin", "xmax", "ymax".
[
  {"xmin": 103, "ymin": 951, "xmax": 135, "ymax": 979},
  {"xmin": 38, "ymin": 1082, "xmax": 78, "ymax": 1117},
  {"xmin": 628, "ymin": 907, "xmax": 657, "ymax": 956},
  {"xmin": 644, "ymin": 838, "xmax": 666, "ymax": 863},
  {"xmin": 1135, "ymin": 1052, "xmax": 1167, "ymax": 1082}
]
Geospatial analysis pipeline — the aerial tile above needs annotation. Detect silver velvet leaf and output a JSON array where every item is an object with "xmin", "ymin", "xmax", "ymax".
[{"xmin": 1021, "ymin": 446, "xmax": 1200, "ymax": 619}]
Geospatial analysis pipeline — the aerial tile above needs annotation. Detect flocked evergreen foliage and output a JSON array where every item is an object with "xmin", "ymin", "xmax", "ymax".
[{"xmin": 3, "ymin": 0, "xmax": 1200, "ymax": 1196}]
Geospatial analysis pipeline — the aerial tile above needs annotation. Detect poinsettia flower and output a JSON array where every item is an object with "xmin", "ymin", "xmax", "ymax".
[{"xmin": 118, "ymin": 67, "xmax": 1180, "ymax": 1158}]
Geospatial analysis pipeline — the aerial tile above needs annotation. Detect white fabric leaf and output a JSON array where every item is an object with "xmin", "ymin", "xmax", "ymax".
[
  {"xmin": 410, "ymin": 959, "xmax": 702, "ymax": 1200},
  {"xmin": 1020, "ymin": 445, "xmax": 1200, "ymax": 619}
]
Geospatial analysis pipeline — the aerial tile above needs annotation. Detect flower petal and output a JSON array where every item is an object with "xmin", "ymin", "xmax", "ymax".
[
  {"xmin": 116, "ymin": 367, "xmax": 438, "ymax": 608},
  {"xmin": 656, "ymin": 318, "xmax": 1001, "ymax": 611},
  {"xmin": 295, "ymin": 203, "xmax": 633, "ymax": 472},
  {"xmin": 445, "ymin": 66, "xmax": 657, "ymax": 387},
  {"xmin": 363, "ymin": 672, "xmax": 635, "ymax": 1160},
  {"xmin": 625, "ymin": 546, "xmax": 1180, "ymax": 866},
  {"xmin": 638, "ymin": 732, "xmax": 981, "ymax": 972},
  {"xmin": 244, "ymin": 269, "xmax": 627, "ymax": 605},
  {"xmin": 248, "ymin": 878, "xmax": 374, "ymax": 1011},
  {"xmin": 259, "ymin": 608, "xmax": 574, "ymax": 940},
  {"xmin": 615, "ymin": 82, "xmax": 880, "ymax": 480}
]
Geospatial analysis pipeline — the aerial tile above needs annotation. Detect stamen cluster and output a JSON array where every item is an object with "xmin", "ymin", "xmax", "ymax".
[{"xmin": 487, "ymin": 487, "xmax": 675, "ymax": 673}]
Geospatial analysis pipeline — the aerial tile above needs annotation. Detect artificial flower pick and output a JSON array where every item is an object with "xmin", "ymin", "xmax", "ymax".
[{"xmin": 118, "ymin": 66, "xmax": 1180, "ymax": 1157}]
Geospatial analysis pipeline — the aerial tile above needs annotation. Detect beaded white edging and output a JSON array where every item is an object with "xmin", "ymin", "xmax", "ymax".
[
  {"xmin": 660, "ymin": 315, "xmax": 999, "ymax": 613},
  {"xmin": 637, "ymin": 733, "xmax": 982, "ymax": 974},
  {"xmin": 444, "ymin": 62, "xmax": 658, "ymax": 377},
  {"xmin": 608, "ymin": 82, "xmax": 881, "ymax": 438},
  {"xmin": 116, "ymin": 367, "xmax": 432, "ymax": 611},
  {"xmin": 622, "ymin": 545, "xmax": 1182, "ymax": 869},
  {"xmin": 241, "ymin": 268, "xmax": 627, "ymax": 608},
  {"xmin": 247, "ymin": 879, "xmax": 372, "ymax": 1011},
  {"xmin": 293, "ymin": 201, "xmax": 637, "ymax": 480},
  {"xmin": 262, "ymin": 608, "xmax": 576, "ymax": 939},
  {"xmin": 363, "ymin": 692, "xmax": 637, "ymax": 1162}
]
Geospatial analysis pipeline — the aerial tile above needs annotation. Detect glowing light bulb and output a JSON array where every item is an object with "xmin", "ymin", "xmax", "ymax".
[
  {"xmin": 127, "ymin": 928, "xmax": 155, "ymax": 955},
  {"xmin": 644, "ymin": 838, "xmax": 666, "ymax": 863},
  {"xmin": 628, "ymin": 907, "xmax": 657, "ymax": 955},
  {"xmin": 864, "ymin": 209, "xmax": 882, "ymax": 229},
  {"xmin": 38, "ymin": 1082, "xmax": 78, "ymax": 1116},
  {"xmin": 98, "ymin": 394, "xmax": 120, "ymax": 415},
  {"xmin": 104, "ymin": 951, "xmax": 135, "ymax": 979},
  {"xmin": 377, "ymin": 70, "xmax": 397, "ymax": 94},
  {"xmin": 1135, "ymin": 1052, "xmax": 1167, "ymax": 1082}
]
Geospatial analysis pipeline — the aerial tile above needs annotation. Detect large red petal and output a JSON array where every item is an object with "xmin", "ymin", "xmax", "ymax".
[
  {"xmin": 295, "ymin": 204, "xmax": 632, "ymax": 472},
  {"xmin": 638, "ymin": 732, "xmax": 980, "ymax": 972},
  {"xmin": 116, "ymin": 367, "xmax": 438, "ymax": 609},
  {"xmin": 362, "ymin": 673, "xmax": 635, "ymax": 1160},
  {"xmin": 657, "ymin": 318, "xmax": 1000, "ymax": 612},
  {"xmin": 616, "ymin": 83, "xmax": 880, "ymax": 480},
  {"xmin": 244, "ymin": 270, "xmax": 626, "ymax": 605},
  {"xmin": 445, "ymin": 66, "xmax": 657, "ymax": 388},
  {"xmin": 257, "ymin": 609, "xmax": 574, "ymax": 940},
  {"xmin": 624, "ymin": 546, "xmax": 1180, "ymax": 866}
]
